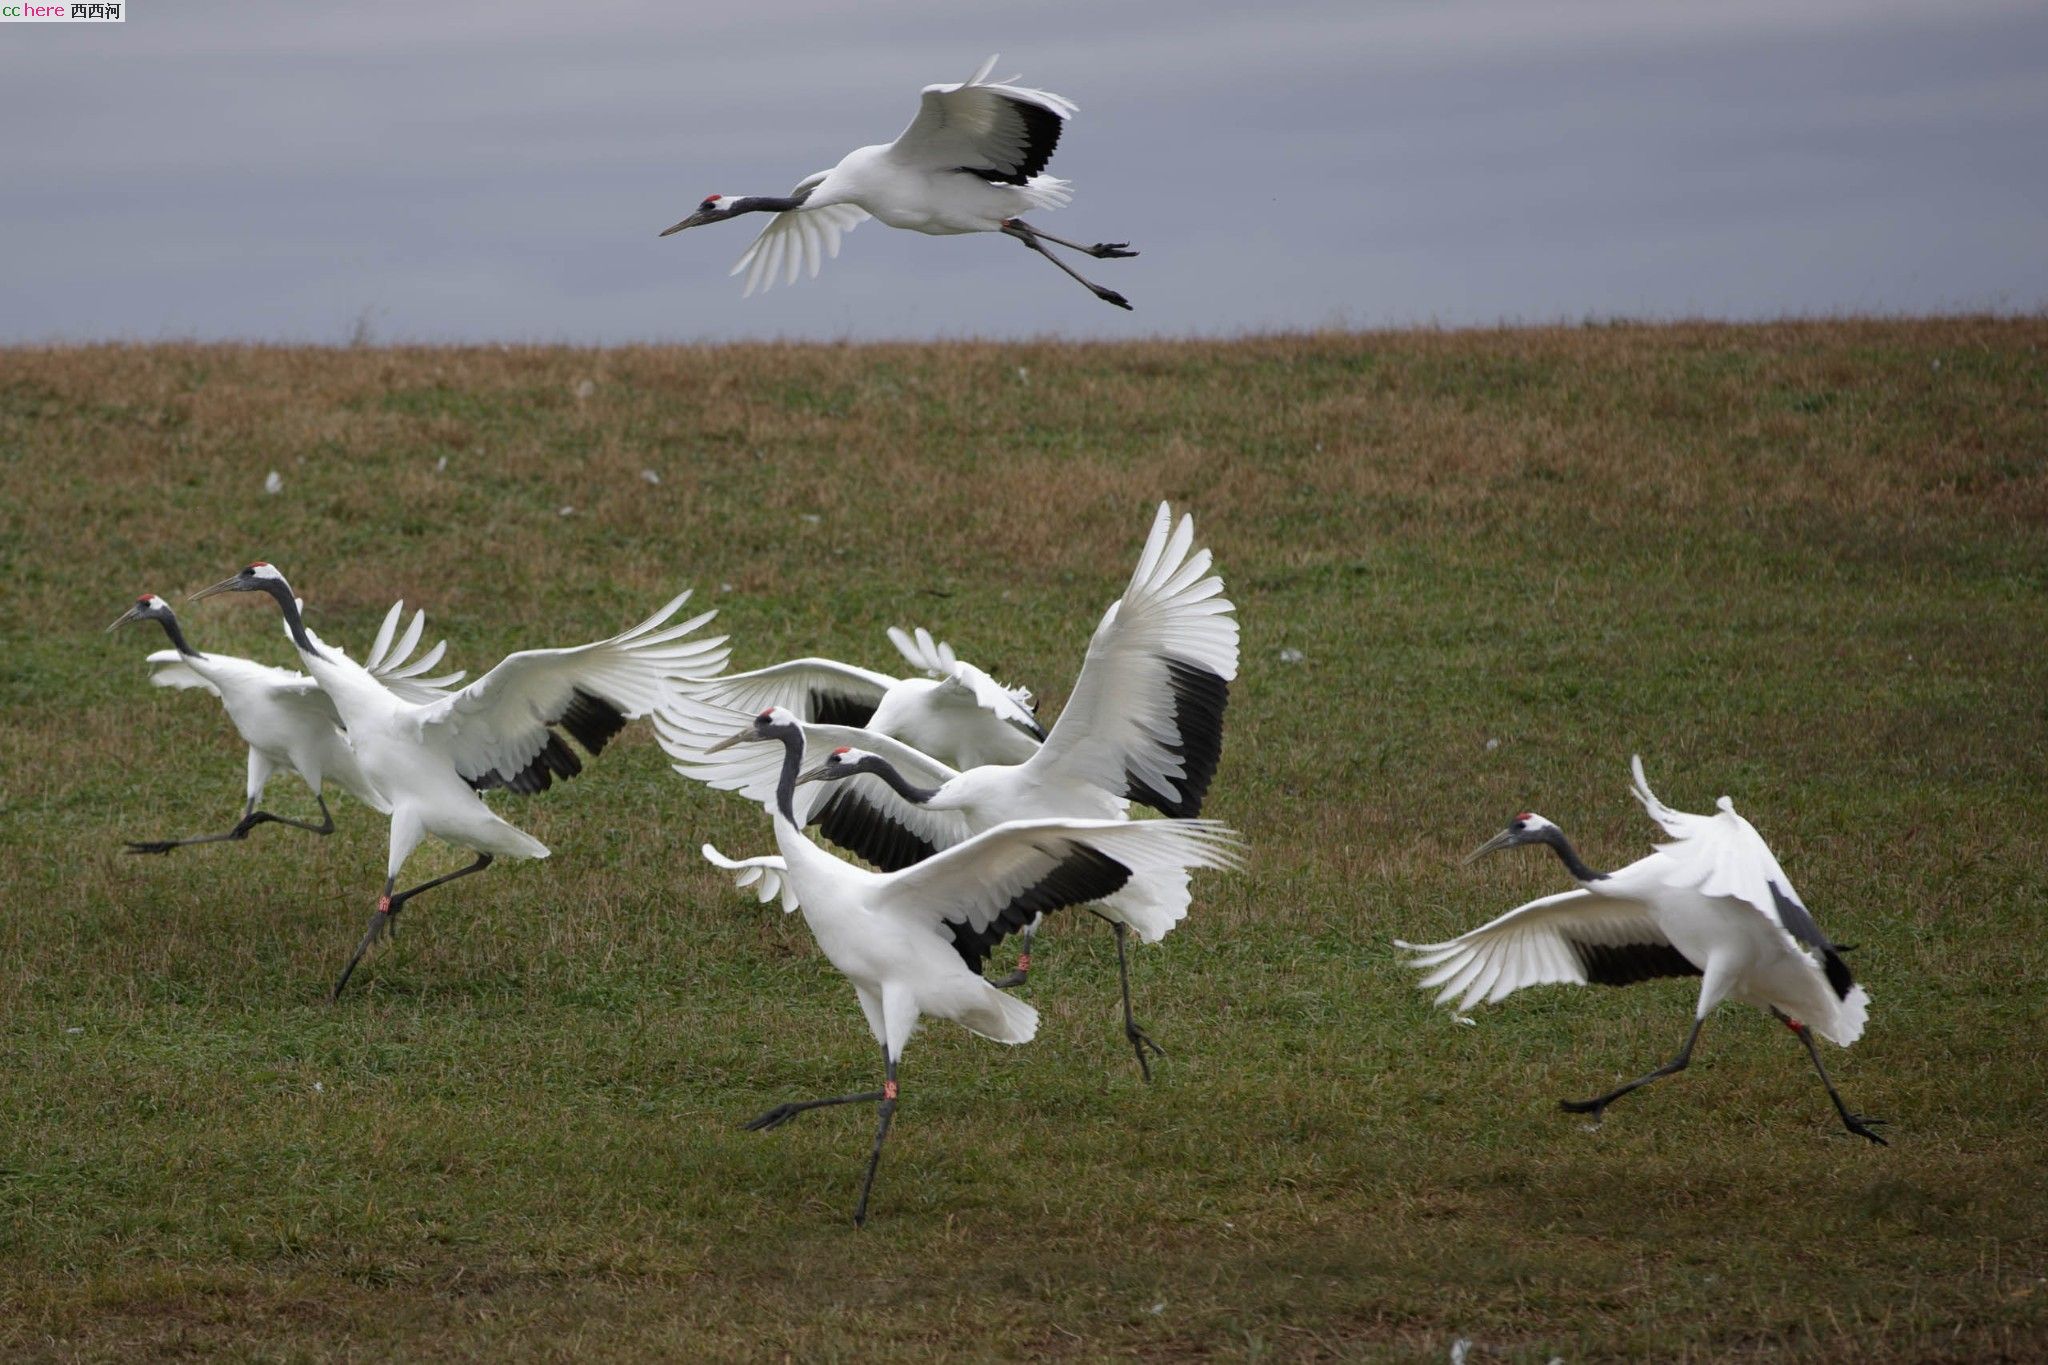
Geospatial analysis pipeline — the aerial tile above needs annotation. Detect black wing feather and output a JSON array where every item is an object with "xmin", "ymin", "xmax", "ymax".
[
  {"xmin": 945, "ymin": 844, "xmax": 1131, "ymax": 974},
  {"xmin": 1124, "ymin": 660, "xmax": 1230, "ymax": 819},
  {"xmin": 1769, "ymin": 882, "xmax": 1856, "ymax": 1000},
  {"xmin": 955, "ymin": 95, "xmax": 1064, "ymax": 185}
]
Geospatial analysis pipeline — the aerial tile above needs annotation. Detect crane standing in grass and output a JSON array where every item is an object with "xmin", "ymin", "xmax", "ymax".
[
  {"xmin": 700, "ymin": 705, "xmax": 1242, "ymax": 1226},
  {"xmin": 189, "ymin": 564, "xmax": 729, "ymax": 998},
  {"xmin": 660, "ymin": 55, "xmax": 1141, "ymax": 309},
  {"xmin": 110, "ymin": 594, "xmax": 464, "ymax": 853},
  {"xmin": 1397, "ymin": 757, "xmax": 1884, "ymax": 1144}
]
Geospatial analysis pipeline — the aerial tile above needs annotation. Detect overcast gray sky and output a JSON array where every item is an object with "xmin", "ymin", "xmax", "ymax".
[{"xmin": 3, "ymin": 0, "xmax": 2043, "ymax": 343}]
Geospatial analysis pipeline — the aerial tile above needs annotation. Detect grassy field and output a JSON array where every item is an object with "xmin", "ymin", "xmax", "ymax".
[{"xmin": 2, "ymin": 319, "xmax": 2045, "ymax": 1361}]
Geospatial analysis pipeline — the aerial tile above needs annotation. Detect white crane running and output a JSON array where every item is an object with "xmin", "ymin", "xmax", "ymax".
[
  {"xmin": 1396, "ymin": 757, "xmax": 1884, "ymax": 1144},
  {"xmin": 666, "ymin": 503, "xmax": 1238, "ymax": 1079},
  {"xmin": 677, "ymin": 626, "xmax": 1043, "ymax": 771},
  {"xmin": 659, "ymin": 55, "xmax": 1140, "ymax": 309},
  {"xmin": 110, "ymin": 594, "xmax": 464, "ymax": 853},
  {"xmin": 700, "ymin": 705, "xmax": 1241, "ymax": 1226},
  {"xmin": 189, "ymin": 564, "xmax": 728, "ymax": 997}
]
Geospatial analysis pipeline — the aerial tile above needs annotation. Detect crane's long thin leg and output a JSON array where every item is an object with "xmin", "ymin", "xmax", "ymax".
[
  {"xmin": 1001, "ymin": 220, "xmax": 1132, "ymax": 310},
  {"xmin": 743, "ymin": 1088, "xmax": 888, "ymax": 1131},
  {"xmin": 1007, "ymin": 223, "xmax": 1138, "ymax": 259},
  {"xmin": 851, "ymin": 1052, "xmax": 899, "ymax": 1229},
  {"xmin": 1561, "ymin": 1015, "xmax": 1705, "ymax": 1122},
  {"xmin": 1774, "ymin": 1009, "xmax": 1888, "ymax": 1145},
  {"xmin": 1106, "ymin": 917, "xmax": 1165, "ymax": 1082},
  {"xmin": 331, "ymin": 853, "xmax": 494, "ymax": 1000},
  {"xmin": 125, "ymin": 794, "xmax": 334, "ymax": 854},
  {"xmin": 989, "ymin": 925, "xmax": 1036, "ymax": 990}
]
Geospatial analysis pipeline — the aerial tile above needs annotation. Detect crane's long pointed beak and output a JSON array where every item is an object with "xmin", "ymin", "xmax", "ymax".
[
  {"xmin": 105, "ymin": 605, "xmax": 144, "ymax": 632},
  {"xmin": 189, "ymin": 575, "xmax": 243, "ymax": 602},
  {"xmin": 1462, "ymin": 828, "xmax": 1519, "ymax": 865},
  {"xmin": 659, "ymin": 210, "xmax": 715, "ymax": 238},
  {"xmin": 793, "ymin": 763, "xmax": 833, "ymax": 787},
  {"xmin": 703, "ymin": 728, "xmax": 760, "ymax": 754}
]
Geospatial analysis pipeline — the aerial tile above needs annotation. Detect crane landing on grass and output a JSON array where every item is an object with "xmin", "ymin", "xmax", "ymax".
[
  {"xmin": 1396, "ymin": 757, "xmax": 1885, "ymax": 1145},
  {"xmin": 659, "ymin": 55, "xmax": 1140, "ymax": 309}
]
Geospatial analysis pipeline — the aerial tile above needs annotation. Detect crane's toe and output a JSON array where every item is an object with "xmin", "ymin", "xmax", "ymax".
[
  {"xmin": 1091, "ymin": 242, "xmax": 1138, "ymax": 259},
  {"xmin": 1093, "ymin": 287, "xmax": 1134, "ymax": 311},
  {"xmin": 124, "ymin": 840, "xmax": 178, "ymax": 855},
  {"xmin": 743, "ymin": 1103, "xmax": 805, "ymax": 1132},
  {"xmin": 1845, "ymin": 1115, "xmax": 1889, "ymax": 1146}
]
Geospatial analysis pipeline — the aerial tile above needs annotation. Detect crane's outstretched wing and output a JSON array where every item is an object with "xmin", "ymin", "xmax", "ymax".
[
  {"xmin": 676, "ymin": 656, "xmax": 898, "ymax": 729},
  {"xmin": 150, "ymin": 649, "xmax": 344, "ymax": 729},
  {"xmin": 1395, "ymin": 889, "xmax": 1700, "ymax": 1013},
  {"xmin": 1023, "ymin": 503, "xmax": 1238, "ymax": 817},
  {"xmin": 147, "ymin": 649, "xmax": 223, "ymax": 697},
  {"xmin": 283, "ymin": 599, "xmax": 469, "ymax": 704},
  {"xmin": 1628, "ymin": 755, "xmax": 1855, "ymax": 998},
  {"xmin": 886, "ymin": 54, "xmax": 1075, "ymax": 183},
  {"xmin": 413, "ymin": 591, "xmax": 727, "ymax": 795},
  {"xmin": 873, "ymin": 817, "xmax": 1241, "ymax": 973},
  {"xmin": 887, "ymin": 625, "xmax": 959, "ymax": 677},
  {"xmin": 702, "ymin": 842, "xmax": 796, "ymax": 912},
  {"xmin": 729, "ymin": 171, "xmax": 871, "ymax": 298},
  {"xmin": 655, "ymin": 697, "xmax": 971, "ymax": 870},
  {"xmin": 359, "ymin": 600, "xmax": 468, "ymax": 702}
]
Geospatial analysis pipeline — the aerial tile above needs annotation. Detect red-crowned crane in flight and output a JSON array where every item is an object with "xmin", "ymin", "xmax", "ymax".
[{"xmin": 659, "ymin": 55, "xmax": 1140, "ymax": 309}]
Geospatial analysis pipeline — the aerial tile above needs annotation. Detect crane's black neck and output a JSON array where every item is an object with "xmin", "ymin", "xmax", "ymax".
[
  {"xmin": 152, "ymin": 611, "xmax": 200, "ymax": 658},
  {"xmin": 1536, "ymin": 826, "xmax": 1608, "ymax": 882},
  {"xmin": 730, "ymin": 193, "xmax": 806, "ymax": 217},
  {"xmin": 261, "ymin": 580, "xmax": 323, "ymax": 658},
  {"xmin": 852, "ymin": 756, "xmax": 941, "ymax": 806},
  {"xmin": 772, "ymin": 727, "xmax": 805, "ymax": 826}
]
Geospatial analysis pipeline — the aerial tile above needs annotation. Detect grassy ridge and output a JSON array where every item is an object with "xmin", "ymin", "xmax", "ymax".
[{"xmin": 1, "ymin": 320, "xmax": 2045, "ymax": 1360}]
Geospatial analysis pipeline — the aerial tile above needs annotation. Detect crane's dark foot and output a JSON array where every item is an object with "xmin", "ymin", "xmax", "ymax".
[
  {"xmin": 1559, "ymin": 1096, "xmax": 1609, "ymax": 1120},
  {"xmin": 124, "ymin": 840, "xmax": 181, "ymax": 855},
  {"xmin": 1094, "ymin": 286, "xmax": 1133, "ymax": 310},
  {"xmin": 1843, "ymin": 1114, "xmax": 1889, "ymax": 1146},
  {"xmin": 1089, "ymin": 242, "xmax": 1138, "ymax": 259},
  {"xmin": 331, "ymin": 900, "xmax": 397, "ymax": 1002},
  {"xmin": 990, "ymin": 969, "xmax": 1028, "ymax": 989},
  {"xmin": 1125, "ymin": 1019, "xmax": 1166, "ymax": 1082},
  {"xmin": 744, "ymin": 1102, "xmax": 808, "ymax": 1132}
]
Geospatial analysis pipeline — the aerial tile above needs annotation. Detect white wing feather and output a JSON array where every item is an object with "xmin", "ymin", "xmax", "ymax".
[
  {"xmin": 413, "ymin": 592, "xmax": 727, "ymax": 788},
  {"xmin": 1024, "ymin": 503, "xmax": 1239, "ymax": 813},
  {"xmin": 702, "ymin": 842, "xmax": 797, "ymax": 913},
  {"xmin": 873, "ymin": 817, "xmax": 1240, "ymax": 944},
  {"xmin": 655, "ymin": 696, "xmax": 971, "ymax": 851},
  {"xmin": 674, "ymin": 657, "xmax": 897, "ymax": 724},
  {"xmin": 1629, "ymin": 755, "xmax": 1809, "ymax": 940},
  {"xmin": 728, "ymin": 170, "xmax": 870, "ymax": 299},
  {"xmin": 146, "ymin": 650, "xmax": 221, "ymax": 696},
  {"xmin": 1395, "ymin": 889, "xmax": 1677, "ymax": 1013},
  {"xmin": 886, "ymin": 54, "xmax": 1077, "ymax": 176}
]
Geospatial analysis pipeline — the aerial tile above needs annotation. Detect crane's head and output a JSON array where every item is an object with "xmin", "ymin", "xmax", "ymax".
[
  {"xmin": 703, "ymin": 705, "xmax": 801, "ymax": 753},
  {"xmin": 795, "ymin": 745, "xmax": 885, "ymax": 787},
  {"xmin": 1463, "ymin": 811, "xmax": 1559, "ymax": 864},
  {"xmin": 106, "ymin": 593, "xmax": 177, "ymax": 633},
  {"xmin": 192, "ymin": 561, "xmax": 290, "ymax": 603},
  {"xmin": 659, "ymin": 194, "xmax": 736, "ymax": 237}
]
